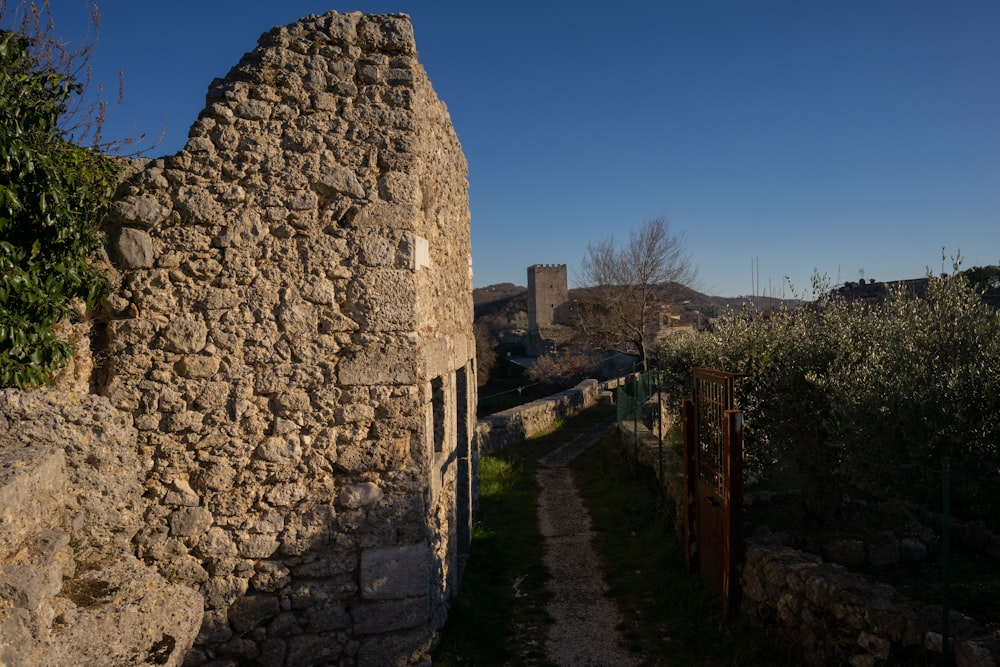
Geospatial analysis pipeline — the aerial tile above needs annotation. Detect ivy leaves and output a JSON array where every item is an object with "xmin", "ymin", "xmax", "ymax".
[{"xmin": 0, "ymin": 29, "xmax": 117, "ymax": 388}]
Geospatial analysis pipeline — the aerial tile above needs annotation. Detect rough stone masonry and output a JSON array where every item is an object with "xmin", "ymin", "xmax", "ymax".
[{"xmin": 99, "ymin": 11, "xmax": 474, "ymax": 666}]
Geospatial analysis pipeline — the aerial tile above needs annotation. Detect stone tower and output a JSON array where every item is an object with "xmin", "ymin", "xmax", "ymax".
[
  {"xmin": 101, "ymin": 12, "xmax": 474, "ymax": 665},
  {"xmin": 527, "ymin": 264, "xmax": 568, "ymax": 332}
]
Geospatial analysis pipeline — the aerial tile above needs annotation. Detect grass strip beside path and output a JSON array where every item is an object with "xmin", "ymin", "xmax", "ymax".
[
  {"xmin": 434, "ymin": 405, "xmax": 807, "ymax": 666},
  {"xmin": 570, "ymin": 433, "xmax": 807, "ymax": 666}
]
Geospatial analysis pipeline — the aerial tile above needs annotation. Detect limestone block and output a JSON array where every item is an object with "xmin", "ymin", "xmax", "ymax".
[
  {"xmin": 0, "ymin": 554, "xmax": 65, "ymax": 612},
  {"xmin": 35, "ymin": 556, "xmax": 202, "ymax": 667},
  {"xmin": 0, "ymin": 446, "xmax": 66, "ymax": 559},
  {"xmin": 360, "ymin": 233, "xmax": 396, "ymax": 267},
  {"xmin": 176, "ymin": 355, "xmax": 220, "ymax": 378},
  {"xmin": 360, "ymin": 542, "xmax": 429, "ymax": 600},
  {"xmin": 229, "ymin": 593, "xmax": 281, "ymax": 633},
  {"xmin": 339, "ymin": 482, "xmax": 384, "ymax": 509},
  {"xmin": 287, "ymin": 634, "xmax": 344, "ymax": 667},
  {"xmin": 338, "ymin": 335, "xmax": 417, "ymax": 385},
  {"xmin": 185, "ymin": 136, "xmax": 215, "ymax": 153},
  {"xmin": 357, "ymin": 14, "xmax": 415, "ymax": 54},
  {"xmin": 378, "ymin": 171, "xmax": 420, "ymax": 205},
  {"xmin": 0, "ymin": 608, "xmax": 31, "ymax": 667},
  {"xmin": 237, "ymin": 534, "xmax": 280, "ymax": 559},
  {"xmin": 109, "ymin": 195, "xmax": 170, "ymax": 228},
  {"xmin": 162, "ymin": 316, "xmax": 208, "ymax": 353},
  {"xmin": 169, "ymin": 507, "xmax": 213, "ymax": 538},
  {"xmin": 306, "ymin": 604, "xmax": 351, "ymax": 632},
  {"xmin": 352, "ymin": 597, "xmax": 429, "ymax": 634},
  {"xmin": 312, "ymin": 165, "xmax": 366, "ymax": 199},
  {"xmin": 255, "ymin": 436, "xmax": 303, "ymax": 465},
  {"xmin": 115, "ymin": 227, "xmax": 154, "ymax": 268},
  {"xmin": 175, "ymin": 186, "xmax": 225, "ymax": 225},
  {"xmin": 348, "ymin": 269, "xmax": 417, "ymax": 331}
]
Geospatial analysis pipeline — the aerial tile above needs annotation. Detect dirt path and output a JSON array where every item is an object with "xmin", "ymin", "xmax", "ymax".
[{"xmin": 535, "ymin": 427, "xmax": 641, "ymax": 667}]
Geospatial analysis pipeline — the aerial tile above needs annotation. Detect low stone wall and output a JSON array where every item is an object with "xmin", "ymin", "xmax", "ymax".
[
  {"xmin": 614, "ymin": 419, "xmax": 999, "ymax": 667},
  {"xmin": 475, "ymin": 379, "xmax": 600, "ymax": 454}
]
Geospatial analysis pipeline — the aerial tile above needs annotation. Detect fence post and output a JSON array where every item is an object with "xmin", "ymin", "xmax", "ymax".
[
  {"xmin": 633, "ymin": 378, "xmax": 639, "ymax": 471},
  {"xmin": 942, "ymin": 456, "xmax": 951, "ymax": 666},
  {"xmin": 681, "ymin": 396, "xmax": 697, "ymax": 573},
  {"xmin": 657, "ymin": 368, "xmax": 663, "ymax": 483}
]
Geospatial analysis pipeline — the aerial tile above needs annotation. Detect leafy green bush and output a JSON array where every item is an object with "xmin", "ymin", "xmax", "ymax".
[
  {"xmin": 0, "ymin": 29, "xmax": 118, "ymax": 388},
  {"xmin": 657, "ymin": 272, "xmax": 1000, "ymax": 520}
]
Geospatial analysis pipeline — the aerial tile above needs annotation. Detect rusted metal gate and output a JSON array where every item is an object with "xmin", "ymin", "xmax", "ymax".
[{"xmin": 682, "ymin": 368, "xmax": 743, "ymax": 614}]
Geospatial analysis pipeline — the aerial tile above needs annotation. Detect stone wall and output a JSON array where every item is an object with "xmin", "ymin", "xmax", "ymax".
[
  {"xmin": 96, "ymin": 11, "xmax": 473, "ymax": 666},
  {"xmin": 476, "ymin": 379, "xmax": 600, "ymax": 455}
]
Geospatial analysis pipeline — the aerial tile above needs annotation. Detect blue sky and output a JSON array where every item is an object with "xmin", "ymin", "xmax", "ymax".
[{"xmin": 29, "ymin": 0, "xmax": 1000, "ymax": 297}]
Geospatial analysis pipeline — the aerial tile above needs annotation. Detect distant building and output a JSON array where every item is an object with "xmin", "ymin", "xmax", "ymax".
[
  {"xmin": 527, "ymin": 264, "xmax": 568, "ymax": 332},
  {"xmin": 834, "ymin": 277, "xmax": 1000, "ymax": 309}
]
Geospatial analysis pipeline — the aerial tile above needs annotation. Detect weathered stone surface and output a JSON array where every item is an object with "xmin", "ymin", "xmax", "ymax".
[
  {"xmin": 0, "ymin": 445, "xmax": 65, "ymax": 559},
  {"xmin": 478, "ymin": 380, "xmax": 600, "ymax": 454},
  {"xmin": 0, "ymin": 608, "xmax": 31, "ymax": 667},
  {"xmin": 360, "ymin": 543, "xmax": 430, "ymax": 600},
  {"xmin": 340, "ymin": 481, "xmax": 384, "ymax": 509},
  {"xmin": 91, "ymin": 9, "xmax": 474, "ymax": 666},
  {"xmin": 109, "ymin": 194, "xmax": 171, "ymax": 228},
  {"xmin": 115, "ymin": 227, "xmax": 155, "ymax": 268},
  {"xmin": 0, "ymin": 389, "xmax": 204, "ymax": 665},
  {"xmin": 33, "ymin": 556, "xmax": 202, "ymax": 667}
]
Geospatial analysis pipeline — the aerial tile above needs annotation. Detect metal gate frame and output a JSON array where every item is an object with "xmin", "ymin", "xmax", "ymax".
[{"xmin": 682, "ymin": 368, "xmax": 744, "ymax": 614}]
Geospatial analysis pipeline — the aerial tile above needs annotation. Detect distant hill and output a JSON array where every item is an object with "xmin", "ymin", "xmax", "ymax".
[
  {"xmin": 473, "ymin": 283, "xmax": 528, "ymax": 321},
  {"xmin": 473, "ymin": 282, "xmax": 797, "ymax": 330}
]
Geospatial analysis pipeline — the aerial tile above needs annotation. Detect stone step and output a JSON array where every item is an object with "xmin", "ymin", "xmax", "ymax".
[{"xmin": 0, "ymin": 446, "xmax": 67, "ymax": 560}]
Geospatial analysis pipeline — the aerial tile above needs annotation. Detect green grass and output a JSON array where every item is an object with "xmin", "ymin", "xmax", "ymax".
[
  {"xmin": 436, "ymin": 406, "xmax": 806, "ymax": 666},
  {"xmin": 432, "ymin": 451, "xmax": 553, "ymax": 666},
  {"xmin": 433, "ymin": 406, "xmax": 614, "ymax": 665}
]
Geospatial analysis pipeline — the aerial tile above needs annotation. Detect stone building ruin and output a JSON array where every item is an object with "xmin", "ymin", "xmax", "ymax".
[{"xmin": 97, "ymin": 11, "xmax": 474, "ymax": 665}]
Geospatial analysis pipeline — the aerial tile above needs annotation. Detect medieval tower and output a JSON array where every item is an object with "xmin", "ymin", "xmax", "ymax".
[{"xmin": 527, "ymin": 264, "xmax": 568, "ymax": 332}]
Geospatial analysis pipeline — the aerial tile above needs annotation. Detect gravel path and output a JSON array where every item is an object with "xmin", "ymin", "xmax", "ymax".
[{"xmin": 536, "ymin": 428, "xmax": 641, "ymax": 667}]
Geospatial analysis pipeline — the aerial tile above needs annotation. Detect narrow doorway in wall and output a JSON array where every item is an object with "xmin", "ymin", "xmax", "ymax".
[
  {"xmin": 455, "ymin": 364, "xmax": 472, "ymax": 582},
  {"xmin": 431, "ymin": 376, "xmax": 446, "ymax": 455}
]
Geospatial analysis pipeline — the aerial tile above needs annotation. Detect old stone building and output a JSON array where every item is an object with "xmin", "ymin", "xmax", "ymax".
[
  {"xmin": 98, "ymin": 11, "xmax": 473, "ymax": 666},
  {"xmin": 527, "ymin": 263, "xmax": 568, "ymax": 332}
]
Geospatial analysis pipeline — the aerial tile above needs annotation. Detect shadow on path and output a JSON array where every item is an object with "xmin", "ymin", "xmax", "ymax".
[{"xmin": 536, "ymin": 420, "xmax": 641, "ymax": 667}]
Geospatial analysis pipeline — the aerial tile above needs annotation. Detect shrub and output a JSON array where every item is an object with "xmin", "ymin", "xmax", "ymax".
[
  {"xmin": 656, "ymin": 272, "xmax": 1000, "ymax": 520},
  {"xmin": 0, "ymin": 29, "xmax": 118, "ymax": 388}
]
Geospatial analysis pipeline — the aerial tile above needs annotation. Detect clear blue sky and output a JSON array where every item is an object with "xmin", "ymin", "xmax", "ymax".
[{"xmin": 28, "ymin": 0, "xmax": 1000, "ymax": 297}]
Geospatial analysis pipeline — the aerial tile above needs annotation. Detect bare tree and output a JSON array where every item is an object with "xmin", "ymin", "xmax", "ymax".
[
  {"xmin": 0, "ymin": 0, "xmax": 158, "ymax": 152},
  {"xmin": 575, "ymin": 217, "xmax": 697, "ymax": 371}
]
